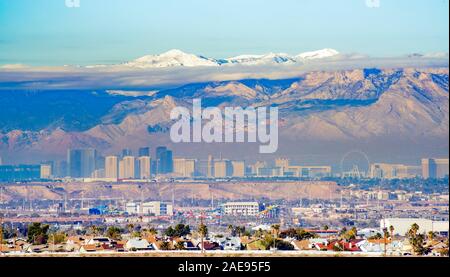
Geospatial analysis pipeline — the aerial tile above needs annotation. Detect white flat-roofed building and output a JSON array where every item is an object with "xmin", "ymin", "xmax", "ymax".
[
  {"xmin": 223, "ymin": 202, "xmax": 260, "ymax": 216},
  {"xmin": 380, "ymin": 218, "xmax": 449, "ymax": 236},
  {"xmin": 141, "ymin": 201, "xmax": 173, "ymax": 216},
  {"xmin": 126, "ymin": 202, "xmax": 140, "ymax": 215}
]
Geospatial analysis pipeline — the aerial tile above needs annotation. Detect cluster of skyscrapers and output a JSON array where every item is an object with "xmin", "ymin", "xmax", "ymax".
[
  {"xmin": 0, "ymin": 151, "xmax": 448, "ymax": 181},
  {"xmin": 94, "ymin": 146, "xmax": 173, "ymax": 180}
]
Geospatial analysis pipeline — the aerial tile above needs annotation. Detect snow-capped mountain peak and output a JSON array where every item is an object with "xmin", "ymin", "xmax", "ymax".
[
  {"xmin": 126, "ymin": 49, "xmax": 219, "ymax": 68},
  {"xmin": 296, "ymin": 48, "xmax": 340, "ymax": 60},
  {"xmin": 116, "ymin": 48, "xmax": 341, "ymax": 69},
  {"xmin": 226, "ymin": 52, "xmax": 296, "ymax": 65}
]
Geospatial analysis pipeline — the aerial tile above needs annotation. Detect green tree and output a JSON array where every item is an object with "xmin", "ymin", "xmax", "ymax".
[
  {"xmin": 159, "ymin": 241, "xmax": 171, "ymax": 250},
  {"xmin": 126, "ymin": 224, "xmax": 135, "ymax": 234},
  {"xmin": 198, "ymin": 223, "xmax": 208, "ymax": 238},
  {"xmin": 236, "ymin": 226, "xmax": 246, "ymax": 237},
  {"xmin": 164, "ymin": 224, "xmax": 191, "ymax": 237},
  {"xmin": 271, "ymin": 224, "xmax": 281, "ymax": 238},
  {"xmin": 174, "ymin": 241, "xmax": 186, "ymax": 250},
  {"xmin": 407, "ymin": 224, "xmax": 429, "ymax": 256},
  {"xmin": 389, "ymin": 225, "xmax": 395, "ymax": 240},
  {"xmin": 89, "ymin": 225, "xmax": 101, "ymax": 236},
  {"xmin": 106, "ymin": 226, "xmax": 122, "ymax": 240},
  {"xmin": 27, "ymin": 223, "xmax": 50, "ymax": 245},
  {"xmin": 228, "ymin": 225, "xmax": 235, "ymax": 236},
  {"xmin": 49, "ymin": 232, "xmax": 67, "ymax": 244}
]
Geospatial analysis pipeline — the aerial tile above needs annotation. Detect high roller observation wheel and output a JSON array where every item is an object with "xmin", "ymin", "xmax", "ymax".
[{"xmin": 340, "ymin": 150, "xmax": 371, "ymax": 177}]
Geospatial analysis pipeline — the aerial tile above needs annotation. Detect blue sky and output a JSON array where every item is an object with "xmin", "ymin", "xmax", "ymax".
[{"xmin": 0, "ymin": 0, "xmax": 448, "ymax": 66}]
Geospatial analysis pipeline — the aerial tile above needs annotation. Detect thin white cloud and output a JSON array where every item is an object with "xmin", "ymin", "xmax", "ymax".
[{"xmin": 0, "ymin": 56, "xmax": 448, "ymax": 90}]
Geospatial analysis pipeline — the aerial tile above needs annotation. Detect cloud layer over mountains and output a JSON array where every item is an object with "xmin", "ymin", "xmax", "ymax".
[{"xmin": 0, "ymin": 49, "xmax": 448, "ymax": 90}]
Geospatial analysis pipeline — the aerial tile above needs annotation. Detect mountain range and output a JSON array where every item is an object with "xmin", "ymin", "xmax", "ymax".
[
  {"xmin": 89, "ymin": 48, "xmax": 342, "ymax": 69},
  {"xmin": 0, "ymin": 66, "xmax": 448, "ymax": 165}
]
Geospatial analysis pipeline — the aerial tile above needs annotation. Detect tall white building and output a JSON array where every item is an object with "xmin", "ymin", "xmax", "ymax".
[
  {"xmin": 105, "ymin": 156, "xmax": 118, "ymax": 179},
  {"xmin": 122, "ymin": 156, "xmax": 136, "ymax": 179},
  {"xmin": 173, "ymin": 158, "xmax": 196, "ymax": 178},
  {"xmin": 138, "ymin": 156, "xmax": 151, "ymax": 179},
  {"xmin": 231, "ymin": 161, "xmax": 246, "ymax": 177},
  {"xmin": 214, "ymin": 160, "xmax": 233, "ymax": 178}
]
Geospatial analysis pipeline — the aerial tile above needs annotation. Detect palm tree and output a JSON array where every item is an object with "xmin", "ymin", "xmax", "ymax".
[
  {"xmin": 411, "ymin": 223, "xmax": 420, "ymax": 235},
  {"xmin": 159, "ymin": 241, "xmax": 171, "ymax": 251},
  {"xmin": 271, "ymin": 224, "xmax": 280, "ymax": 238},
  {"xmin": 198, "ymin": 223, "xmax": 208, "ymax": 238},
  {"xmin": 382, "ymin": 227, "xmax": 389, "ymax": 256},
  {"xmin": 389, "ymin": 225, "xmax": 395, "ymax": 241},
  {"xmin": 126, "ymin": 224, "xmax": 135, "ymax": 235},
  {"xmin": 106, "ymin": 226, "xmax": 122, "ymax": 240},
  {"xmin": 271, "ymin": 224, "xmax": 280, "ymax": 250},
  {"xmin": 427, "ymin": 231, "xmax": 435, "ymax": 241},
  {"xmin": 174, "ymin": 241, "xmax": 185, "ymax": 250},
  {"xmin": 236, "ymin": 226, "xmax": 245, "ymax": 237},
  {"xmin": 228, "ymin": 225, "xmax": 234, "ymax": 236},
  {"xmin": 89, "ymin": 225, "xmax": 100, "ymax": 236},
  {"xmin": 148, "ymin": 227, "xmax": 158, "ymax": 236}
]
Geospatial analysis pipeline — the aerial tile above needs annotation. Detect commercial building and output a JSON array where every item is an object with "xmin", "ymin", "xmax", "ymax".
[
  {"xmin": 156, "ymin": 146, "xmax": 173, "ymax": 174},
  {"xmin": 105, "ymin": 156, "xmax": 119, "ymax": 179},
  {"xmin": 0, "ymin": 165, "xmax": 41, "ymax": 182},
  {"xmin": 284, "ymin": 166, "xmax": 332, "ymax": 178},
  {"xmin": 138, "ymin": 147, "xmax": 150, "ymax": 157},
  {"xmin": 257, "ymin": 166, "xmax": 283, "ymax": 177},
  {"xmin": 380, "ymin": 218, "xmax": 449, "ymax": 236},
  {"xmin": 275, "ymin": 158, "xmax": 290, "ymax": 169},
  {"xmin": 67, "ymin": 148, "xmax": 97, "ymax": 178},
  {"xmin": 121, "ymin": 156, "xmax": 136, "ymax": 179},
  {"xmin": 231, "ymin": 161, "xmax": 246, "ymax": 177},
  {"xmin": 141, "ymin": 201, "xmax": 173, "ymax": 216},
  {"xmin": 125, "ymin": 201, "xmax": 173, "ymax": 216},
  {"xmin": 173, "ymin": 158, "xmax": 196, "ymax": 178},
  {"xmin": 370, "ymin": 163, "xmax": 421, "ymax": 179},
  {"xmin": 223, "ymin": 202, "xmax": 260, "ymax": 216},
  {"xmin": 207, "ymin": 155, "xmax": 214, "ymax": 178},
  {"xmin": 214, "ymin": 160, "xmax": 233, "ymax": 178},
  {"xmin": 126, "ymin": 202, "xmax": 140, "ymax": 215},
  {"xmin": 422, "ymin": 158, "xmax": 449, "ymax": 179},
  {"xmin": 40, "ymin": 164, "xmax": 52, "ymax": 179},
  {"xmin": 138, "ymin": 156, "xmax": 151, "ymax": 179}
]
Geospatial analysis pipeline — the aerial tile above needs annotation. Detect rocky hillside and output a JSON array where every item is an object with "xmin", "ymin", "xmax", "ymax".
[{"xmin": 0, "ymin": 67, "xmax": 448, "ymax": 163}]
